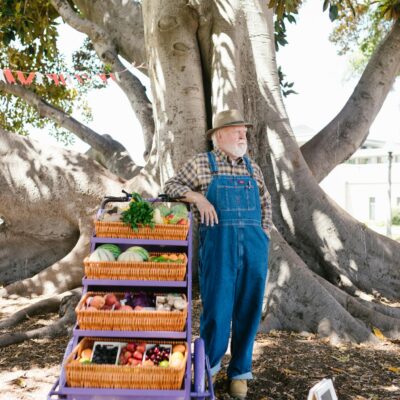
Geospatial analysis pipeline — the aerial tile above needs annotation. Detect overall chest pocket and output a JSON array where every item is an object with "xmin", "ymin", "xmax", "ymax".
[{"xmin": 217, "ymin": 182, "xmax": 256, "ymax": 211}]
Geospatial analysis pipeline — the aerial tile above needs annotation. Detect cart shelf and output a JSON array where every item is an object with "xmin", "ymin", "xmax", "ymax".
[
  {"xmin": 91, "ymin": 236, "xmax": 189, "ymax": 246},
  {"xmin": 50, "ymin": 384, "xmax": 189, "ymax": 400},
  {"xmin": 82, "ymin": 278, "xmax": 187, "ymax": 288},
  {"xmin": 73, "ymin": 328, "xmax": 187, "ymax": 339}
]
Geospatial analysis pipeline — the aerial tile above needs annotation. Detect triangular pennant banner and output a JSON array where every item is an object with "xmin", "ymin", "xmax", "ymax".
[
  {"xmin": 16, "ymin": 71, "xmax": 36, "ymax": 85},
  {"xmin": 0, "ymin": 69, "xmax": 6, "ymax": 83},
  {"xmin": 3, "ymin": 69, "xmax": 16, "ymax": 84},
  {"xmin": 98, "ymin": 73, "xmax": 116, "ymax": 83},
  {"xmin": 74, "ymin": 73, "xmax": 90, "ymax": 84}
]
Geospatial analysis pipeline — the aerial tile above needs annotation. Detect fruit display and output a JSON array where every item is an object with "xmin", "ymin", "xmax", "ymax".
[
  {"xmin": 64, "ymin": 193, "xmax": 193, "ymax": 394},
  {"xmin": 91, "ymin": 342, "xmax": 121, "ymax": 365},
  {"xmin": 152, "ymin": 203, "xmax": 188, "ymax": 225},
  {"xmin": 156, "ymin": 294, "xmax": 187, "ymax": 311},
  {"xmin": 118, "ymin": 342, "xmax": 146, "ymax": 366},
  {"xmin": 98, "ymin": 198, "xmax": 189, "ymax": 227},
  {"xmin": 88, "ymin": 248, "xmax": 115, "ymax": 262},
  {"xmin": 81, "ymin": 292, "xmax": 187, "ymax": 313},
  {"xmin": 87, "ymin": 245, "xmax": 187, "ymax": 264},
  {"xmin": 97, "ymin": 244, "xmax": 122, "ymax": 258},
  {"xmin": 118, "ymin": 246, "xmax": 150, "ymax": 261},
  {"xmin": 71, "ymin": 340, "xmax": 186, "ymax": 369},
  {"xmin": 149, "ymin": 253, "xmax": 186, "ymax": 263},
  {"xmin": 144, "ymin": 344, "xmax": 171, "ymax": 366}
]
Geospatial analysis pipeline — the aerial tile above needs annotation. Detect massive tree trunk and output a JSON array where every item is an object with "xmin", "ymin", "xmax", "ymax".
[
  {"xmin": 141, "ymin": 0, "xmax": 400, "ymax": 342},
  {"xmin": 1, "ymin": 0, "xmax": 399, "ymax": 346}
]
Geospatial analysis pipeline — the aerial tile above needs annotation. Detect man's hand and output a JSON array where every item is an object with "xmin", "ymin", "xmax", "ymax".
[{"xmin": 183, "ymin": 191, "xmax": 219, "ymax": 226}]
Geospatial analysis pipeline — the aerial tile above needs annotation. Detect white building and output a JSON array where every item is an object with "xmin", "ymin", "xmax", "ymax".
[{"xmin": 295, "ymin": 126, "xmax": 400, "ymax": 234}]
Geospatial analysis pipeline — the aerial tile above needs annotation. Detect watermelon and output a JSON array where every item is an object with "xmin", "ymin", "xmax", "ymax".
[
  {"xmin": 125, "ymin": 246, "xmax": 149, "ymax": 261},
  {"xmin": 97, "ymin": 244, "xmax": 122, "ymax": 258},
  {"xmin": 89, "ymin": 248, "xmax": 115, "ymax": 262},
  {"xmin": 118, "ymin": 251, "xmax": 144, "ymax": 262}
]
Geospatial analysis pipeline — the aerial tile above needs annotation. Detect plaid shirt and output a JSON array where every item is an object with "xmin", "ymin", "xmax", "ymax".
[{"xmin": 164, "ymin": 148, "xmax": 272, "ymax": 237}]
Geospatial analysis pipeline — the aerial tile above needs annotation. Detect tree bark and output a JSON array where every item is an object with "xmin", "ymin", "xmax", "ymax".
[
  {"xmin": 53, "ymin": 0, "xmax": 155, "ymax": 159},
  {"xmin": 142, "ymin": 0, "xmax": 208, "ymax": 185},
  {"xmin": 301, "ymin": 20, "xmax": 400, "ymax": 181},
  {"xmin": 72, "ymin": 0, "xmax": 147, "ymax": 69},
  {"xmin": 0, "ymin": 82, "xmax": 139, "ymax": 179},
  {"xmin": 0, "ymin": 128, "xmax": 161, "ymax": 297}
]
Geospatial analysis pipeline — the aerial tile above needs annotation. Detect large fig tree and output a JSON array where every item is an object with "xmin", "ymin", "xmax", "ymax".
[{"xmin": 1, "ymin": 0, "xmax": 400, "ymax": 346}]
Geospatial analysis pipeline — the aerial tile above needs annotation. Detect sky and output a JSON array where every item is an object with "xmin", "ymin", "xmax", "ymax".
[{"xmin": 30, "ymin": 0, "xmax": 400, "ymax": 163}]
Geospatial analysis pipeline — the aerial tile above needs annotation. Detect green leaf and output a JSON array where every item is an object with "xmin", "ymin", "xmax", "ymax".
[
  {"xmin": 329, "ymin": 4, "xmax": 339, "ymax": 21},
  {"xmin": 121, "ymin": 193, "xmax": 155, "ymax": 231},
  {"xmin": 323, "ymin": 0, "xmax": 330, "ymax": 12}
]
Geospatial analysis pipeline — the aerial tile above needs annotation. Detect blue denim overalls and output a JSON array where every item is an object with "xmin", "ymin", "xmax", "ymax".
[{"xmin": 199, "ymin": 151, "xmax": 270, "ymax": 380}]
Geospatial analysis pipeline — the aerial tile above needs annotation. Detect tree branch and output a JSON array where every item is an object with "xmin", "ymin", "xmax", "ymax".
[
  {"xmin": 72, "ymin": 0, "xmax": 147, "ymax": 71},
  {"xmin": 0, "ymin": 82, "xmax": 139, "ymax": 179},
  {"xmin": 301, "ymin": 20, "xmax": 400, "ymax": 182},
  {"xmin": 52, "ymin": 0, "xmax": 155, "ymax": 159}
]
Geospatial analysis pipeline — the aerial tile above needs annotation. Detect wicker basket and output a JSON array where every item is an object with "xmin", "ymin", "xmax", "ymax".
[
  {"xmin": 95, "ymin": 221, "xmax": 189, "ymax": 240},
  {"xmin": 84, "ymin": 252, "xmax": 187, "ymax": 281},
  {"xmin": 76, "ymin": 292, "xmax": 187, "ymax": 331},
  {"xmin": 65, "ymin": 337, "xmax": 187, "ymax": 390}
]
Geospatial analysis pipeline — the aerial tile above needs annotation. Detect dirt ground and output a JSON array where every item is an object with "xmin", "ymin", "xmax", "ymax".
[{"xmin": 0, "ymin": 296, "xmax": 399, "ymax": 400}]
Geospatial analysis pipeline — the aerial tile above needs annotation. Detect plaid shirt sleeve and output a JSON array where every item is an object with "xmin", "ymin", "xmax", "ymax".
[
  {"xmin": 164, "ymin": 155, "xmax": 200, "ymax": 197},
  {"xmin": 252, "ymin": 163, "xmax": 273, "ymax": 238}
]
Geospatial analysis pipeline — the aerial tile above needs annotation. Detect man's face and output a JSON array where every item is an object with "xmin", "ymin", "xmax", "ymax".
[{"xmin": 216, "ymin": 125, "xmax": 248, "ymax": 158}]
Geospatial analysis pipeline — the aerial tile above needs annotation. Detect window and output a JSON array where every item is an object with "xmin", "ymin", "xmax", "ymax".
[{"xmin": 369, "ymin": 197, "xmax": 376, "ymax": 220}]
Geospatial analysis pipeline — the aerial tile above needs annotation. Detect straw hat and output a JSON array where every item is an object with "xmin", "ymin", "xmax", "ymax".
[{"xmin": 206, "ymin": 109, "xmax": 253, "ymax": 139}]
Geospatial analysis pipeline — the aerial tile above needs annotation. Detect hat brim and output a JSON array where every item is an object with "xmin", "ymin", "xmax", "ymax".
[{"xmin": 206, "ymin": 121, "xmax": 253, "ymax": 139}]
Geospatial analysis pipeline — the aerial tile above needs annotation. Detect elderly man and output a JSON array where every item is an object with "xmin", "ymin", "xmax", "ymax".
[{"xmin": 164, "ymin": 109, "xmax": 272, "ymax": 399}]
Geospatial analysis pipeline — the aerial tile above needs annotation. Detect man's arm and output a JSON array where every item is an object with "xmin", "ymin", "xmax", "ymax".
[
  {"xmin": 252, "ymin": 164, "xmax": 272, "ymax": 239},
  {"xmin": 164, "ymin": 157, "xmax": 219, "ymax": 226}
]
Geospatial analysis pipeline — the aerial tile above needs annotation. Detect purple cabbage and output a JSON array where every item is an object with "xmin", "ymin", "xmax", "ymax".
[{"xmin": 124, "ymin": 291, "xmax": 155, "ymax": 308}]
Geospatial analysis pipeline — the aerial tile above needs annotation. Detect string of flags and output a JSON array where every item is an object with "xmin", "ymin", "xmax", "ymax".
[{"xmin": 0, "ymin": 68, "xmax": 121, "ymax": 87}]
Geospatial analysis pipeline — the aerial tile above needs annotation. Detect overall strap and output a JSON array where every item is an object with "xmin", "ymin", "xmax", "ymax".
[
  {"xmin": 207, "ymin": 152, "xmax": 219, "ymax": 175},
  {"xmin": 243, "ymin": 156, "xmax": 254, "ymax": 177}
]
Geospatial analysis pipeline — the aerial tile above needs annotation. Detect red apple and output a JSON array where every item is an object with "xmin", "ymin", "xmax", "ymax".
[
  {"xmin": 104, "ymin": 293, "xmax": 119, "ymax": 307},
  {"xmin": 133, "ymin": 351, "xmax": 143, "ymax": 360},
  {"xmin": 124, "ymin": 351, "xmax": 132, "ymax": 359},
  {"xmin": 136, "ymin": 344, "xmax": 146, "ymax": 353},
  {"xmin": 126, "ymin": 343, "xmax": 136, "ymax": 352}
]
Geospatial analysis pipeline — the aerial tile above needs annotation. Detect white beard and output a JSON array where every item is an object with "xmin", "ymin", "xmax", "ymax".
[{"xmin": 223, "ymin": 142, "xmax": 248, "ymax": 158}]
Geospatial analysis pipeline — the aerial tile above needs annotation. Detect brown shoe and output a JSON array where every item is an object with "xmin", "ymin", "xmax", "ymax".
[{"xmin": 229, "ymin": 379, "xmax": 247, "ymax": 399}]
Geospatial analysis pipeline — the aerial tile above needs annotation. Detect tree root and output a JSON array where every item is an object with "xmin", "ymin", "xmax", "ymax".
[
  {"xmin": 0, "ymin": 227, "xmax": 91, "ymax": 298},
  {"xmin": 0, "ymin": 289, "xmax": 81, "ymax": 330},
  {"xmin": 316, "ymin": 276, "xmax": 400, "ymax": 339},
  {"xmin": 262, "ymin": 230, "xmax": 378, "ymax": 344},
  {"xmin": 0, "ymin": 291, "xmax": 80, "ymax": 348}
]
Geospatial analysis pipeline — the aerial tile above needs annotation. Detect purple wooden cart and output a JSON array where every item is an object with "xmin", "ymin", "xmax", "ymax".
[{"xmin": 48, "ymin": 194, "xmax": 215, "ymax": 400}]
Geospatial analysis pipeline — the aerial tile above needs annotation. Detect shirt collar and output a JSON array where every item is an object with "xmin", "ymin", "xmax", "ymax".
[{"xmin": 213, "ymin": 148, "xmax": 245, "ymax": 165}]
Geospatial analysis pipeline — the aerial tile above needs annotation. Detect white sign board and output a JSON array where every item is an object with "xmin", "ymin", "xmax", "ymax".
[{"xmin": 307, "ymin": 378, "xmax": 338, "ymax": 400}]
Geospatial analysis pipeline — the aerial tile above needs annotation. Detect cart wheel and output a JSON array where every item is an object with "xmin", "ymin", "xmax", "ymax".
[{"xmin": 193, "ymin": 338, "xmax": 206, "ymax": 399}]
